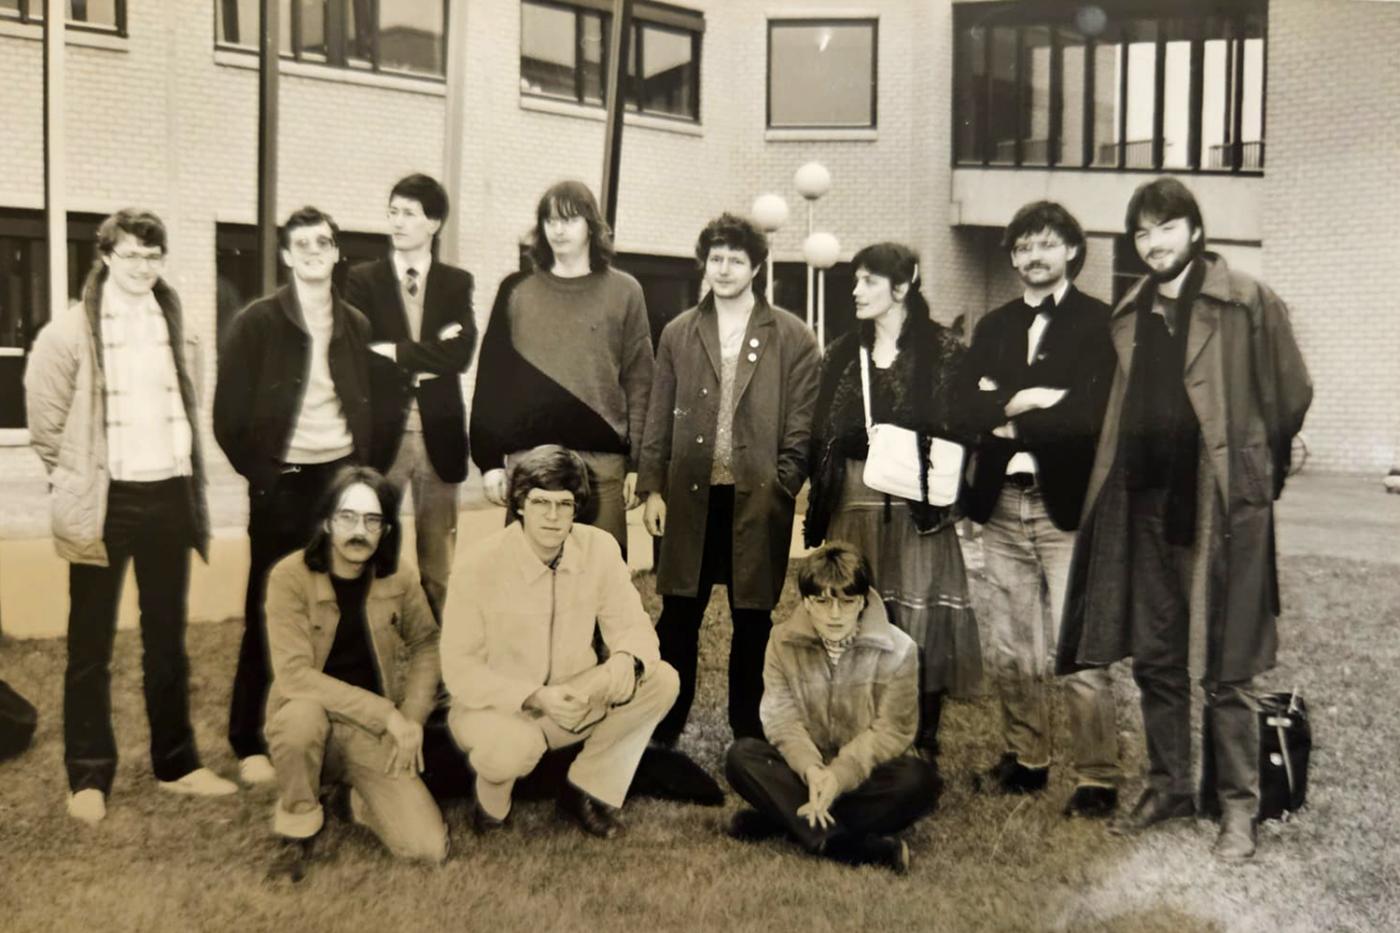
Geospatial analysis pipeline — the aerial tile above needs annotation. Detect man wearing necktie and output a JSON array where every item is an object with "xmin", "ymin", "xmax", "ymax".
[
  {"xmin": 959, "ymin": 201, "xmax": 1121, "ymax": 817},
  {"xmin": 345, "ymin": 174, "xmax": 476, "ymax": 622}
]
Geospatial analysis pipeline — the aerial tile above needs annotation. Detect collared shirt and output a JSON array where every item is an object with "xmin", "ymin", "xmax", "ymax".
[
  {"xmin": 1007, "ymin": 278, "xmax": 1071, "ymax": 477},
  {"xmin": 391, "ymin": 251, "xmax": 431, "ymax": 341}
]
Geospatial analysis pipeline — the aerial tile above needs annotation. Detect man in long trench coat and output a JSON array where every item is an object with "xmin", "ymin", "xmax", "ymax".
[
  {"xmin": 637, "ymin": 213, "xmax": 820, "ymax": 750},
  {"xmin": 1056, "ymin": 178, "xmax": 1311, "ymax": 861}
]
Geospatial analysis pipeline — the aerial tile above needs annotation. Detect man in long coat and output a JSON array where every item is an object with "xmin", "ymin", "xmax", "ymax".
[
  {"xmin": 637, "ymin": 212, "xmax": 820, "ymax": 749},
  {"xmin": 1057, "ymin": 177, "xmax": 1311, "ymax": 860}
]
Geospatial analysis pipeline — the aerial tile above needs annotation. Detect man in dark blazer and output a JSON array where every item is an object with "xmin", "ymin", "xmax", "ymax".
[
  {"xmin": 960, "ymin": 201, "xmax": 1121, "ymax": 817},
  {"xmin": 344, "ymin": 173, "xmax": 476, "ymax": 621}
]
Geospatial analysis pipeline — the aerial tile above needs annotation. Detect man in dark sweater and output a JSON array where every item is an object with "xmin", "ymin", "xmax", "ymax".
[
  {"xmin": 264, "ymin": 465, "xmax": 445, "ymax": 874},
  {"xmin": 960, "ymin": 201, "xmax": 1121, "ymax": 817},
  {"xmin": 345, "ymin": 173, "xmax": 476, "ymax": 621},
  {"xmin": 469, "ymin": 180, "xmax": 653, "ymax": 557},
  {"xmin": 213, "ymin": 206, "xmax": 373, "ymax": 786}
]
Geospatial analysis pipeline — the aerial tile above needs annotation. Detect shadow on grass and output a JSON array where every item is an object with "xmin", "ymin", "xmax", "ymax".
[{"xmin": 0, "ymin": 555, "xmax": 1397, "ymax": 932}]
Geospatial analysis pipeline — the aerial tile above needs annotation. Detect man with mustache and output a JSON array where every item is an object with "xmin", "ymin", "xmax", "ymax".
[
  {"xmin": 263, "ymin": 465, "xmax": 446, "ymax": 873},
  {"xmin": 1057, "ymin": 177, "xmax": 1312, "ymax": 860},
  {"xmin": 214, "ymin": 207, "xmax": 374, "ymax": 787},
  {"xmin": 960, "ymin": 201, "xmax": 1122, "ymax": 817}
]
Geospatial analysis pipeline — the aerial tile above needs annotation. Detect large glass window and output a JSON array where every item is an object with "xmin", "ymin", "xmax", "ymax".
[
  {"xmin": 954, "ymin": 1, "xmax": 1266, "ymax": 173},
  {"xmin": 521, "ymin": 1, "xmax": 702, "ymax": 122},
  {"xmin": 216, "ymin": 0, "xmax": 447, "ymax": 79},
  {"xmin": 1, "ymin": 0, "xmax": 124, "ymax": 30},
  {"xmin": 768, "ymin": 19, "xmax": 877, "ymax": 129}
]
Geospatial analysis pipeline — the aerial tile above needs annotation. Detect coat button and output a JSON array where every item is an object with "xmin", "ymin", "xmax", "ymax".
[
  {"xmin": 696, "ymin": 435, "xmax": 704, "ymax": 444},
  {"xmin": 749, "ymin": 338, "xmax": 759, "ymax": 348},
  {"xmin": 747, "ymin": 352, "xmax": 758, "ymax": 362},
  {"xmin": 690, "ymin": 483, "xmax": 699, "ymax": 492},
  {"xmin": 700, "ymin": 387, "xmax": 708, "ymax": 396}
]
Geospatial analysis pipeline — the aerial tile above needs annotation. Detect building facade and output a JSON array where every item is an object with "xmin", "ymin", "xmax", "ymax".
[{"xmin": 0, "ymin": 0, "xmax": 1395, "ymax": 485}]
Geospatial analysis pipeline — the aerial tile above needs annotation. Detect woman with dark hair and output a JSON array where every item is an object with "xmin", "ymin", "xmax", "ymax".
[
  {"xmin": 804, "ymin": 242, "xmax": 981, "ymax": 763},
  {"xmin": 469, "ymin": 181, "xmax": 653, "ymax": 557}
]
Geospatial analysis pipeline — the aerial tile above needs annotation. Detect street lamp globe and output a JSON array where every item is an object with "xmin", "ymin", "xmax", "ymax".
[
  {"xmin": 803, "ymin": 231, "xmax": 841, "ymax": 269},
  {"xmin": 794, "ymin": 162, "xmax": 832, "ymax": 201},
  {"xmin": 751, "ymin": 193, "xmax": 790, "ymax": 232}
]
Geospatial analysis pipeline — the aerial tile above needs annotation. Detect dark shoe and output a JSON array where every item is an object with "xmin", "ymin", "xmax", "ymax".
[
  {"xmin": 1110, "ymin": 787, "xmax": 1196, "ymax": 835},
  {"xmin": 266, "ymin": 838, "xmax": 314, "ymax": 884},
  {"xmin": 471, "ymin": 801, "xmax": 508, "ymax": 836},
  {"xmin": 727, "ymin": 808, "xmax": 783, "ymax": 843},
  {"xmin": 975, "ymin": 753, "xmax": 1048, "ymax": 795},
  {"xmin": 1064, "ymin": 785, "xmax": 1119, "ymax": 819},
  {"xmin": 1212, "ymin": 811, "xmax": 1257, "ymax": 861},
  {"xmin": 861, "ymin": 835, "xmax": 911, "ymax": 875},
  {"xmin": 557, "ymin": 783, "xmax": 625, "ymax": 839},
  {"xmin": 630, "ymin": 746, "xmax": 726, "ymax": 807}
]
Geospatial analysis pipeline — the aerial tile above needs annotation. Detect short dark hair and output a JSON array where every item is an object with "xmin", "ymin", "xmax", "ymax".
[
  {"xmin": 97, "ymin": 208, "xmax": 167, "ymax": 256},
  {"xmin": 1125, "ymin": 176, "xmax": 1206, "ymax": 243},
  {"xmin": 390, "ymin": 173, "xmax": 450, "ymax": 224},
  {"xmin": 797, "ymin": 541, "xmax": 874, "ymax": 599},
  {"xmin": 303, "ymin": 465, "xmax": 401, "ymax": 578},
  {"xmin": 506, "ymin": 445, "xmax": 596, "ymax": 525},
  {"xmin": 528, "ymin": 180, "xmax": 614, "ymax": 272},
  {"xmin": 1001, "ymin": 200, "xmax": 1087, "ymax": 280},
  {"xmin": 281, "ymin": 205, "xmax": 341, "ymax": 250},
  {"xmin": 695, "ymin": 212, "xmax": 769, "ymax": 274}
]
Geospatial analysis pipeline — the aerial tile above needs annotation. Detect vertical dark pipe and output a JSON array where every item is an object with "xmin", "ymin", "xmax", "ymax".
[
  {"xmin": 600, "ymin": 0, "xmax": 633, "ymax": 232},
  {"xmin": 258, "ymin": 0, "xmax": 281, "ymax": 294}
]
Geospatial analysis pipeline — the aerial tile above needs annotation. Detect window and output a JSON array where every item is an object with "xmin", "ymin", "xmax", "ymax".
[
  {"xmin": 216, "ymin": 0, "xmax": 448, "ymax": 79},
  {"xmin": 519, "ymin": 0, "xmax": 703, "ymax": 123},
  {"xmin": 0, "ymin": 0, "xmax": 124, "ymax": 31},
  {"xmin": 768, "ymin": 19, "xmax": 877, "ymax": 129},
  {"xmin": 953, "ymin": 1, "xmax": 1266, "ymax": 173}
]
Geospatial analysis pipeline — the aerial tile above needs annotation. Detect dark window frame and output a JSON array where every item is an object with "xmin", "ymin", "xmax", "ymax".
[
  {"xmin": 214, "ymin": 0, "xmax": 450, "ymax": 82},
  {"xmin": 951, "ymin": 0, "xmax": 1265, "ymax": 175},
  {"xmin": 519, "ymin": 0, "xmax": 704, "ymax": 124},
  {"xmin": 0, "ymin": 0, "xmax": 128, "ymax": 36},
  {"xmin": 766, "ymin": 17, "xmax": 879, "ymax": 131}
]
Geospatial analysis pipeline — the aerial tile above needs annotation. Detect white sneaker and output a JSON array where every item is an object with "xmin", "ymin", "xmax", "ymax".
[
  {"xmin": 67, "ymin": 789, "xmax": 107, "ymax": 824},
  {"xmin": 158, "ymin": 767, "xmax": 238, "ymax": 797},
  {"xmin": 239, "ymin": 755, "xmax": 277, "ymax": 785},
  {"xmin": 273, "ymin": 802, "xmax": 324, "ymax": 839}
]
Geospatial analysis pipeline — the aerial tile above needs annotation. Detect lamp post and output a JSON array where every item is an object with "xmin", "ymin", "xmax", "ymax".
[
  {"xmin": 750, "ymin": 193, "xmax": 789, "ymax": 306},
  {"xmin": 793, "ymin": 162, "xmax": 832, "ymax": 330},
  {"xmin": 803, "ymin": 231, "xmax": 840, "ymax": 348}
]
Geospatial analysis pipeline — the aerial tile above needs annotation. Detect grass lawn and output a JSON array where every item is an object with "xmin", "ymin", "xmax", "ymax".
[{"xmin": 1, "ymin": 553, "xmax": 1397, "ymax": 933}]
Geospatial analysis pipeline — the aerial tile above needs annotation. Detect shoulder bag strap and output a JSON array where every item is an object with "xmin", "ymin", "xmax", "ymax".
[{"xmin": 858, "ymin": 345, "xmax": 873, "ymax": 430}]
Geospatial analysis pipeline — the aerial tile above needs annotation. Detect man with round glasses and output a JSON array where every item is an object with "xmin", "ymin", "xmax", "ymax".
[
  {"xmin": 263, "ymin": 465, "xmax": 447, "ymax": 872},
  {"xmin": 441, "ymin": 445, "xmax": 679, "ymax": 838}
]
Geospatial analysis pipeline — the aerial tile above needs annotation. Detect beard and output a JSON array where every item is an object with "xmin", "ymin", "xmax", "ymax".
[{"xmin": 1147, "ymin": 242, "xmax": 1202, "ymax": 284}]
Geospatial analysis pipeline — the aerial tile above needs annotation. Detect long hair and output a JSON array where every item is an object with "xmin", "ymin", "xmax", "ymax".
[
  {"xmin": 1125, "ymin": 176, "xmax": 1207, "ymax": 248},
  {"xmin": 505, "ymin": 444, "xmax": 597, "ymax": 525},
  {"xmin": 850, "ymin": 241, "xmax": 934, "ymax": 351},
  {"xmin": 303, "ymin": 465, "xmax": 402, "ymax": 578},
  {"xmin": 528, "ymin": 180, "xmax": 615, "ymax": 272}
]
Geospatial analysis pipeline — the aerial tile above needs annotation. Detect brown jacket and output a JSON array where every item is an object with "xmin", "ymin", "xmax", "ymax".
[
  {"xmin": 637, "ymin": 296, "xmax": 821, "ymax": 609},
  {"xmin": 264, "ymin": 554, "xmax": 441, "ymax": 732},
  {"xmin": 760, "ymin": 598, "xmax": 919, "ymax": 794},
  {"xmin": 1057, "ymin": 253, "xmax": 1312, "ymax": 683}
]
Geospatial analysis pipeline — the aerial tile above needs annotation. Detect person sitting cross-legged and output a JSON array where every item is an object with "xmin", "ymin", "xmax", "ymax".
[
  {"xmin": 724, "ymin": 542, "xmax": 942, "ymax": 874},
  {"xmin": 442, "ymin": 445, "xmax": 680, "ymax": 838},
  {"xmin": 264, "ymin": 466, "xmax": 448, "ymax": 871}
]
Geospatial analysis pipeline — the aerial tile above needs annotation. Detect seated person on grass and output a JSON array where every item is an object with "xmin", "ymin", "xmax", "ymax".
[
  {"xmin": 725, "ymin": 542, "xmax": 942, "ymax": 874},
  {"xmin": 264, "ymin": 465, "xmax": 447, "ymax": 868},
  {"xmin": 441, "ymin": 445, "xmax": 680, "ymax": 839}
]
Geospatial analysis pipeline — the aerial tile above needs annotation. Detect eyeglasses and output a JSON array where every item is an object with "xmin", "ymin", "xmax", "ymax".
[
  {"xmin": 112, "ymin": 250, "xmax": 166, "ymax": 266},
  {"xmin": 289, "ymin": 235, "xmax": 337, "ymax": 253},
  {"xmin": 1011, "ymin": 237, "xmax": 1067, "ymax": 257},
  {"xmin": 331, "ymin": 509, "xmax": 387, "ymax": 534},
  {"xmin": 805, "ymin": 594, "xmax": 863, "ymax": 611},
  {"xmin": 523, "ymin": 494, "xmax": 577, "ymax": 517}
]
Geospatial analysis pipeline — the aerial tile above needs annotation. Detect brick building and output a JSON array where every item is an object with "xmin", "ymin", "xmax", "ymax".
[{"xmin": 1, "ymin": 0, "xmax": 1396, "ymax": 484}]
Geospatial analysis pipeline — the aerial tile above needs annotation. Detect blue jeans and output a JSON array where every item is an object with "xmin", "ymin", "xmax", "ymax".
[{"xmin": 983, "ymin": 481, "xmax": 1121, "ymax": 786}]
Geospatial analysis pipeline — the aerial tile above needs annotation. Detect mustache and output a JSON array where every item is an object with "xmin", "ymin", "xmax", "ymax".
[{"xmin": 346, "ymin": 536, "xmax": 373, "ymax": 548}]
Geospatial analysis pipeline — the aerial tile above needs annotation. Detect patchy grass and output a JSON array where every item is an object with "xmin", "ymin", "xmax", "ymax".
[{"xmin": 1, "ymin": 555, "xmax": 1397, "ymax": 933}]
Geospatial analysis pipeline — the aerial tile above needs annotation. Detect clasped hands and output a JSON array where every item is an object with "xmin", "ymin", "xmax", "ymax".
[
  {"xmin": 524, "ymin": 653, "xmax": 639, "ymax": 732},
  {"xmin": 383, "ymin": 708, "xmax": 425, "ymax": 775},
  {"xmin": 797, "ymin": 765, "xmax": 841, "ymax": 830}
]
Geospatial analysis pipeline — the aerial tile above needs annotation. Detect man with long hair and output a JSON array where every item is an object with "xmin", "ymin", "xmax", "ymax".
[
  {"xmin": 26, "ymin": 208, "xmax": 237, "ymax": 822},
  {"xmin": 264, "ymin": 465, "xmax": 446, "ymax": 872},
  {"xmin": 469, "ymin": 180, "xmax": 653, "ymax": 556},
  {"xmin": 1058, "ymin": 177, "xmax": 1312, "ymax": 860}
]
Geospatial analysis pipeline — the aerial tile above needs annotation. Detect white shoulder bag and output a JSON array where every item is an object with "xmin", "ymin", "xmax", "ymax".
[{"xmin": 859, "ymin": 346, "xmax": 965, "ymax": 506}]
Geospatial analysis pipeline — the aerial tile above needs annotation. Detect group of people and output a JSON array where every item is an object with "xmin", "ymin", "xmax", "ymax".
[{"xmin": 23, "ymin": 168, "xmax": 1310, "ymax": 876}]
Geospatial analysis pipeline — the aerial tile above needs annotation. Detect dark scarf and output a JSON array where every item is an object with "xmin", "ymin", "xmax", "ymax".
[{"xmin": 1119, "ymin": 259, "xmax": 1205, "ymax": 546}]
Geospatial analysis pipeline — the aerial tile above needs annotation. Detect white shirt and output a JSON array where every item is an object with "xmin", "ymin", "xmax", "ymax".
[
  {"xmin": 285, "ymin": 280, "xmax": 355, "ymax": 464},
  {"xmin": 1006, "ymin": 278, "xmax": 1071, "ymax": 477}
]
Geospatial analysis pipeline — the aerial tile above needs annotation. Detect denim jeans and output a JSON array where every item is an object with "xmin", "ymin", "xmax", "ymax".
[{"xmin": 983, "ymin": 481, "xmax": 1120, "ymax": 785}]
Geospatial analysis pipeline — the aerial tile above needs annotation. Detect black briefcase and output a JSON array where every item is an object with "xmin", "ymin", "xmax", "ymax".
[
  {"xmin": 0, "ymin": 679, "xmax": 38, "ymax": 761},
  {"xmin": 1201, "ymin": 688, "xmax": 1310, "ymax": 822}
]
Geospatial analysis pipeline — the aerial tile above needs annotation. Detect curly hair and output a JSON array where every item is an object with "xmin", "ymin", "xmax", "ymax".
[{"xmin": 1001, "ymin": 200, "xmax": 1087, "ymax": 280}]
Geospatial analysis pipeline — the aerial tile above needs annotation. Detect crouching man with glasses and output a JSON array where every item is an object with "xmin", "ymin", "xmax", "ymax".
[
  {"xmin": 724, "ymin": 542, "xmax": 941, "ymax": 874},
  {"xmin": 264, "ymin": 466, "xmax": 447, "ymax": 876},
  {"xmin": 442, "ymin": 445, "xmax": 679, "ymax": 838}
]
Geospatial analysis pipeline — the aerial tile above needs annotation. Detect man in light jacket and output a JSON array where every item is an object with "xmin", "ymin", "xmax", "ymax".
[
  {"xmin": 264, "ymin": 465, "xmax": 446, "ymax": 872},
  {"xmin": 725, "ymin": 542, "xmax": 941, "ymax": 874},
  {"xmin": 442, "ymin": 445, "xmax": 679, "ymax": 838},
  {"xmin": 25, "ymin": 208, "xmax": 237, "ymax": 824}
]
